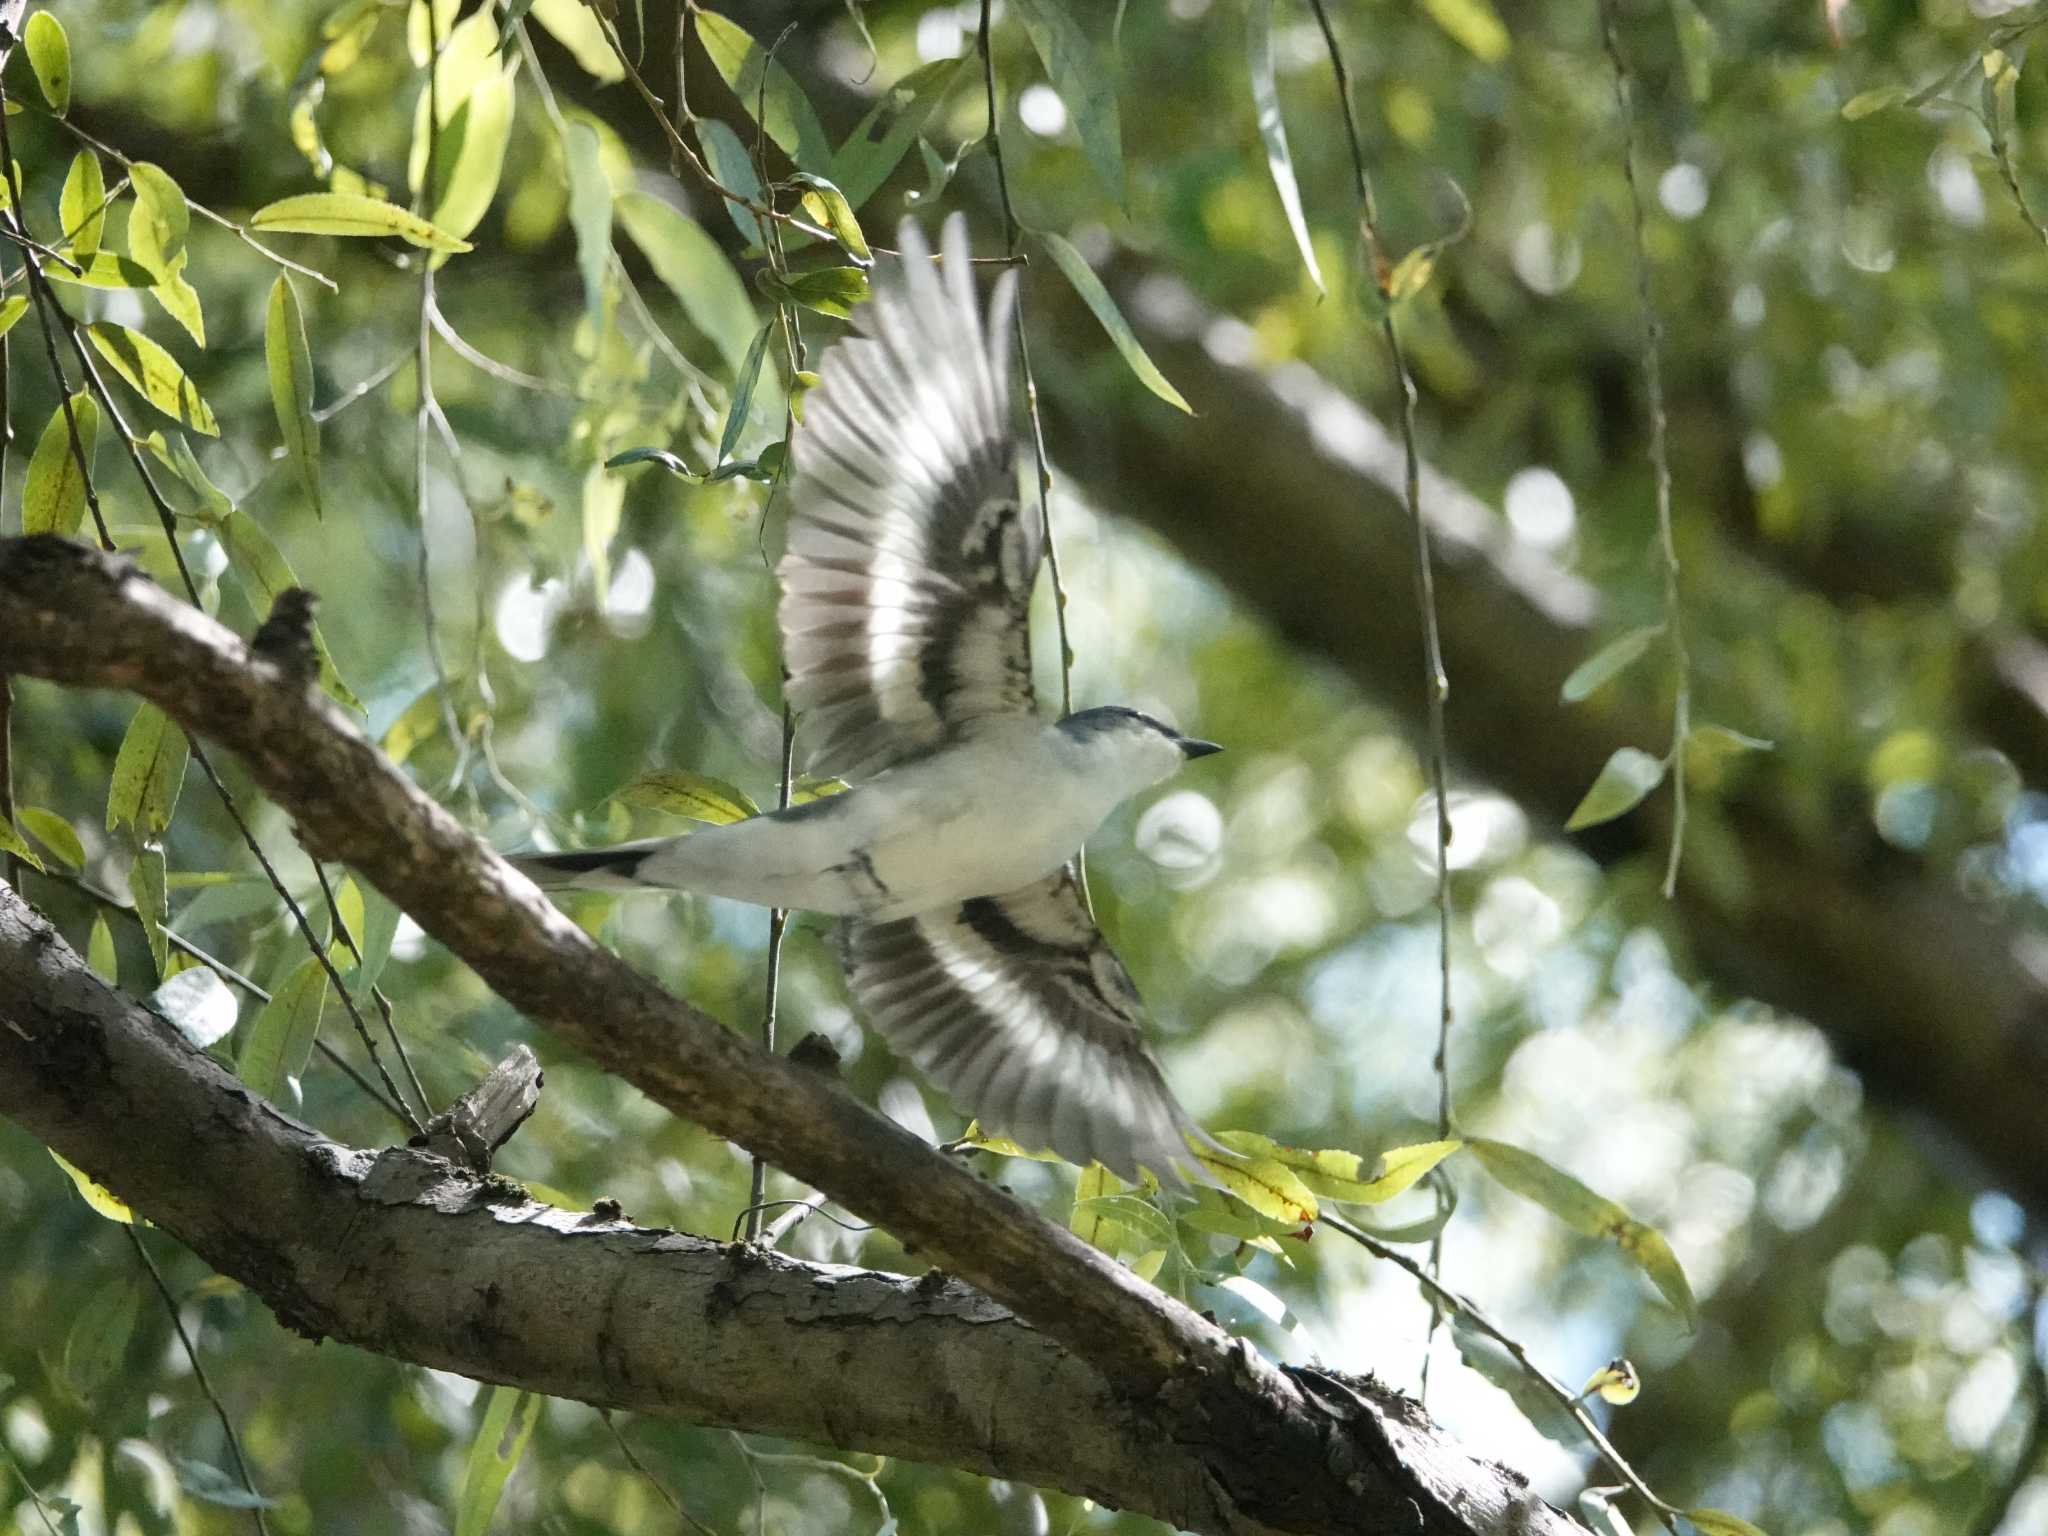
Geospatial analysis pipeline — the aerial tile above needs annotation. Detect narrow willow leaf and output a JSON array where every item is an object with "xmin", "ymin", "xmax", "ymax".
[
  {"xmin": 789, "ymin": 173, "xmax": 871, "ymax": 265},
  {"xmin": 17, "ymin": 806, "xmax": 85, "ymax": 869},
  {"xmin": 580, "ymin": 461, "xmax": 625, "ymax": 609},
  {"xmin": 1070, "ymin": 1162, "xmax": 1130, "ymax": 1253},
  {"xmin": 719, "ymin": 323, "xmax": 774, "ymax": 466},
  {"xmin": 1566, "ymin": 746, "xmax": 1666, "ymax": 831},
  {"xmin": 329, "ymin": 877, "xmax": 366, "ymax": 965},
  {"xmin": 251, "ymin": 192, "xmax": 473, "ymax": 252},
  {"xmin": 86, "ymin": 324, "xmax": 219, "ymax": 436},
  {"xmin": 1561, "ymin": 625, "xmax": 1662, "ymax": 703},
  {"xmin": 1669, "ymin": 0, "xmax": 1718, "ymax": 102},
  {"xmin": 1130, "ymin": 1248, "xmax": 1167, "ymax": 1282},
  {"xmin": 695, "ymin": 118, "xmax": 763, "ymax": 245},
  {"xmin": 88, "ymin": 913, "xmax": 117, "ymax": 983},
  {"xmin": 65, "ymin": 1277, "xmax": 144, "ymax": 1399},
  {"xmin": 51, "ymin": 1151, "xmax": 134, "ymax": 1224},
  {"xmin": 455, "ymin": 1386, "xmax": 541, "ymax": 1536},
  {"xmin": 45, "ymin": 252, "xmax": 159, "ymax": 290},
  {"xmin": 1686, "ymin": 1510, "xmax": 1771, "ymax": 1536},
  {"xmin": 615, "ymin": 770, "xmax": 761, "ymax": 824},
  {"xmin": 59, "ymin": 150, "xmax": 106, "ymax": 259},
  {"xmin": 409, "ymin": 11, "xmax": 516, "ymax": 255},
  {"xmin": 1010, "ymin": 0, "xmax": 1124, "ymax": 198},
  {"xmin": 174, "ymin": 1458, "xmax": 278, "ymax": 1510},
  {"xmin": 1448, "ymin": 1315, "xmax": 1583, "ymax": 1445},
  {"xmin": 129, "ymin": 841, "xmax": 169, "ymax": 978},
  {"xmin": 1038, "ymin": 229, "xmax": 1192, "ymax": 414},
  {"xmin": 127, "ymin": 162, "xmax": 204, "ymax": 345},
  {"xmin": 1687, "ymin": 724, "xmax": 1774, "ymax": 765},
  {"xmin": 239, "ymin": 954, "xmax": 329, "ymax": 1103},
  {"xmin": 1180, "ymin": 1183, "xmax": 1309, "ymax": 1241},
  {"xmin": 0, "ymin": 819, "xmax": 42, "ymax": 871},
  {"xmin": 25, "ymin": 11, "xmax": 71, "ymax": 115},
  {"xmin": 605, "ymin": 446, "xmax": 705, "ymax": 478},
  {"xmin": 693, "ymin": 10, "xmax": 832, "ymax": 172},
  {"xmin": 1194, "ymin": 1147, "xmax": 1319, "ymax": 1227},
  {"xmin": 349, "ymin": 886, "xmax": 403, "ymax": 1000},
  {"xmin": 616, "ymin": 193, "xmax": 757, "ymax": 375},
  {"xmin": 563, "ymin": 120, "xmax": 611, "ymax": 328},
  {"xmin": 957, "ymin": 1120, "xmax": 1063, "ymax": 1162},
  {"xmin": 107, "ymin": 704, "xmax": 190, "ymax": 841},
  {"xmin": 382, "ymin": 683, "xmax": 447, "ymax": 766},
  {"xmin": 1420, "ymin": 0, "xmax": 1510, "ymax": 60},
  {"xmin": 1246, "ymin": 0, "xmax": 1322, "ymax": 292},
  {"xmin": 758, "ymin": 265, "xmax": 869, "ymax": 320},
  {"xmin": 150, "ymin": 967, "xmax": 239, "ymax": 1049},
  {"xmin": 215, "ymin": 512, "xmax": 361, "ymax": 709},
  {"xmin": 827, "ymin": 57, "xmax": 964, "ymax": 210},
  {"xmin": 789, "ymin": 774, "xmax": 850, "ymax": 805},
  {"xmin": 0, "ymin": 295, "xmax": 26, "ymax": 336},
  {"xmin": 527, "ymin": 0, "xmax": 624, "ymax": 82},
  {"xmin": 1468, "ymin": 1138, "xmax": 1698, "ymax": 1328},
  {"xmin": 147, "ymin": 430, "xmax": 234, "ymax": 522},
  {"xmin": 1841, "ymin": 85, "xmax": 1908, "ymax": 120},
  {"xmin": 22, "ymin": 393, "xmax": 99, "ymax": 537},
  {"xmin": 1217, "ymin": 1133, "xmax": 1463, "ymax": 1205},
  {"xmin": 265, "ymin": 276, "xmax": 323, "ymax": 517}
]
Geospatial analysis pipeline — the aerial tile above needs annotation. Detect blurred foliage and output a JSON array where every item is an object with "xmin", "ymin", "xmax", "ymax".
[{"xmin": 3, "ymin": 0, "xmax": 2048, "ymax": 1534}]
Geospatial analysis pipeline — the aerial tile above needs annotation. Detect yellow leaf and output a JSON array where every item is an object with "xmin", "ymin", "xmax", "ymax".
[
  {"xmin": 615, "ymin": 770, "xmax": 760, "ymax": 825},
  {"xmin": 250, "ymin": 191, "xmax": 473, "ymax": 253},
  {"xmin": 21, "ymin": 393, "xmax": 98, "ymax": 537},
  {"xmin": 1581, "ymin": 1357, "xmax": 1641, "ymax": 1405},
  {"xmin": 86, "ymin": 323, "xmax": 218, "ymax": 436},
  {"xmin": 956, "ymin": 1120, "xmax": 1063, "ymax": 1163},
  {"xmin": 1194, "ymin": 1146, "xmax": 1318, "ymax": 1227},
  {"xmin": 25, "ymin": 11, "xmax": 71, "ymax": 114},
  {"xmin": 51, "ymin": 1150, "xmax": 134, "ymax": 1223},
  {"xmin": 1212, "ymin": 1131, "xmax": 1461, "ymax": 1204}
]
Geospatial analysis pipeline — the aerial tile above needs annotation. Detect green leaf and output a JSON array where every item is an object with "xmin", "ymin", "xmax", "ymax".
[
  {"xmin": 174, "ymin": 1458, "xmax": 278, "ymax": 1510},
  {"xmin": 0, "ymin": 294, "xmax": 26, "ymax": 337},
  {"xmin": 615, "ymin": 770, "xmax": 760, "ymax": 824},
  {"xmin": 526, "ymin": 0, "xmax": 624, "ymax": 82},
  {"xmin": 1419, "ymin": 0, "xmax": 1510, "ymax": 61},
  {"xmin": 1009, "ymin": 0, "xmax": 1124, "ymax": 199},
  {"xmin": 1214, "ymin": 1132, "xmax": 1462, "ymax": 1205},
  {"xmin": 250, "ymin": 191, "xmax": 474, "ymax": 252},
  {"xmin": 46, "ymin": 251, "xmax": 158, "ymax": 290},
  {"xmin": 1070, "ymin": 1162, "xmax": 1131, "ymax": 1253},
  {"xmin": 147, "ymin": 430, "xmax": 235, "ymax": 521},
  {"xmin": 1841, "ymin": 84, "xmax": 1909, "ymax": 120},
  {"xmin": 1194, "ymin": 1146, "xmax": 1319, "ymax": 1226},
  {"xmin": 1687, "ymin": 724, "xmax": 1774, "ymax": 765},
  {"xmin": 25, "ymin": 11, "xmax": 72, "ymax": 114},
  {"xmin": 758, "ymin": 265, "xmax": 869, "ymax": 320},
  {"xmin": 580, "ymin": 460, "xmax": 626, "ymax": 608},
  {"xmin": 22, "ymin": 393, "xmax": 99, "ymax": 537},
  {"xmin": 1246, "ymin": 0, "xmax": 1322, "ymax": 292},
  {"xmin": 693, "ymin": 10, "xmax": 832, "ymax": 172},
  {"xmin": 789, "ymin": 173, "xmax": 871, "ymax": 265},
  {"xmin": 410, "ymin": 11, "xmax": 516, "ymax": 257},
  {"xmin": 827, "ymin": 57, "xmax": 965, "ymax": 210},
  {"xmin": 127, "ymin": 163, "xmax": 204, "ymax": 346},
  {"xmin": 265, "ymin": 276, "xmax": 323, "ymax": 518},
  {"xmin": 128, "ymin": 841, "xmax": 169, "ymax": 978},
  {"xmin": 957, "ymin": 1120, "xmax": 1065, "ymax": 1162},
  {"xmin": 1038, "ymin": 229, "xmax": 1192, "ymax": 414},
  {"xmin": 694, "ymin": 117, "xmax": 764, "ymax": 245},
  {"xmin": 616, "ymin": 193, "xmax": 757, "ymax": 375},
  {"xmin": 455, "ymin": 1386, "xmax": 541, "ymax": 1536},
  {"xmin": 107, "ymin": 704, "xmax": 190, "ymax": 841},
  {"xmin": 51, "ymin": 1150, "xmax": 134, "ymax": 1224},
  {"xmin": 1468, "ymin": 1139, "xmax": 1698, "ymax": 1328},
  {"xmin": 17, "ymin": 806, "xmax": 84, "ymax": 869},
  {"xmin": 719, "ymin": 322, "xmax": 774, "ymax": 466},
  {"xmin": 0, "ymin": 819, "xmax": 43, "ymax": 872},
  {"xmin": 1561, "ymin": 626, "xmax": 1662, "ymax": 703},
  {"xmin": 216, "ymin": 510, "xmax": 362, "ymax": 710},
  {"xmin": 790, "ymin": 774, "xmax": 850, "ymax": 805},
  {"xmin": 1686, "ymin": 1511, "xmax": 1771, "ymax": 1536},
  {"xmin": 1669, "ymin": 0, "xmax": 1717, "ymax": 101},
  {"xmin": 239, "ymin": 954, "xmax": 329, "ymax": 1103},
  {"xmin": 59, "ymin": 150, "xmax": 106, "ymax": 259},
  {"xmin": 150, "ymin": 967, "xmax": 239, "ymax": 1049},
  {"xmin": 1565, "ymin": 746, "xmax": 1666, "ymax": 831},
  {"xmin": 86, "ymin": 323, "xmax": 219, "ymax": 436},
  {"xmin": 64, "ymin": 1276, "xmax": 144, "ymax": 1398},
  {"xmin": 563, "ymin": 121, "xmax": 612, "ymax": 329},
  {"xmin": 87, "ymin": 913, "xmax": 117, "ymax": 983},
  {"xmin": 347, "ymin": 886, "xmax": 403, "ymax": 1000},
  {"xmin": 605, "ymin": 446, "xmax": 706, "ymax": 478}
]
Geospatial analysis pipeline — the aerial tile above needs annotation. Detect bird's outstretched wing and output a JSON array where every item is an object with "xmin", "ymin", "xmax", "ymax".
[
  {"xmin": 838, "ymin": 868, "xmax": 1210, "ymax": 1187},
  {"xmin": 779, "ymin": 213, "xmax": 1039, "ymax": 782}
]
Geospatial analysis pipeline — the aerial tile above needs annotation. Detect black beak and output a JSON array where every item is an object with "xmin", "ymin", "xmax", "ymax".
[{"xmin": 1177, "ymin": 736, "xmax": 1224, "ymax": 760}]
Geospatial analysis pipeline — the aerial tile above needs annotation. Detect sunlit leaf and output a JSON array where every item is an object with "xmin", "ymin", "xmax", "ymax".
[
  {"xmin": 47, "ymin": 251, "xmax": 157, "ymax": 290},
  {"xmin": 0, "ymin": 295, "xmax": 26, "ymax": 337},
  {"xmin": 790, "ymin": 173, "xmax": 872, "ymax": 265},
  {"xmin": 1420, "ymin": 0, "xmax": 1509, "ymax": 61},
  {"xmin": 265, "ymin": 276, "xmax": 323, "ymax": 518},
  {"xmin": 1468, "ymin": 1139, "xmax": 1698, "ymax": 1328},
  {"xmin": 527, "ymin": 0, "xmax": 624, "ymax": 82},
  {"xmin": 455, "ymin": 1386, "xmax": 541, "ymax": 1536},
  {"xmin": 238, "ymin": 954, "xmax": 329, "ymax": 1103},
  {"xmin": 251, "ymin": 192, "xmax": 473, "ymax": 253},
  {"xmin": 22, "ymin": 393, "xmax": 99, "ymax": 537},
  {"xmin": 616, "ymin": 193, "xmax": 757, "ymax": 375},
  {"xmin": 0, "ymin": 819, "xmax": 42, "ymax": 872},
  {"xmin": 58, "ymin": 150, "xmax": 106, "ymax": 259},
  {"xmin": 50, "ymin": 1150, "xmax": 134, "ymax": 1225},
  {"xmin": 1070, "ymin": 1162, "xmax": 1130, "ymax": 1253},
  {"xmin": 1194, "ymin": 1146, "xmax": 1318, "ymax": 1227},
  {"xmin": 758, "ymin": 265, "xmax": 869, "ymax": 320},
  {"xmin": 126, "ymin": 163, "xmax": 204, "ymax": 345},
  {"xmin": 1038, "ymin": 229, "xmax": 1192, "ymax": 414},
  {"xmin": 1246, "ymin": 0, "xmax": 1322, "ymax": 292},
  {"xmin": 17, "ymin": 806, "xmax": 83, "ymax": 869},
  {"xmin": 88, "ymin": 913, "xmax": 117, "ymax": 983},
  {"xmin": 1561, "ymin": 626, "xmax": 1662, "ymax": 703},
  {"xmin": 1686, "ymin": 1510, "xmax": 1771, "ymax": 1536},
  {"xmin": 827, "ymin": 57, "xmax": 965, "ymax": 210},
  {"xmin": 409, "ymin": 12, "xmax": 516, "ymax": 258},
  {"xmin": 790, "ymin": 774, "xmax": 850, "ymax": 805},
  {"xmin": 1213, "ymin": 1133, "xmax": 1463, "ymax": 1205},
  {"xmin": 615, "ymin": 770, "xmax": 760, "ymax": 825},
  {"xmin": 150, "ymin": 967, "xmax": 239, "ymax": 1049},
  {"xmin": 564, "ymin": 120, "xmax": 611, "ymax": 327},
  {"xmin": 693, "ymin": 10, "xmax": 832, "ymax": 172},
  {"xmin": 86, "ymin": 323, "xmax": 219, "ymax": 436},
  {"xmin": 107, "ymin": 704, "xmax": 190, "ymax": 842},
  {"xmin": 25, "ymin": 11, "xmax": 71, "ymax": 114},
  {"xmin": 1580, "ymin": 1358, "xmax": 1641, "ymax": 1406},
  {"xmin": 1130, "ymin": 1248, "xmax": 1167, "ymax": 1282},
  {"xmin": 1010, "ymin": 0, "xmax": 1124, "ymax": 198},
  {"xmin": 1564, "ymin": 746, "xmax": 1666, "ymax": 831},
  {"xmin": 957, "ymin": 1120, "xmax": 1063, "ymax": 1162}
]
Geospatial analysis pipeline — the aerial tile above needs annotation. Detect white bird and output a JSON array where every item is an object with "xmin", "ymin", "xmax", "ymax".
[{"xmin": 516, "ymin": 214, "xmax": 1221, "ymax": 1185}]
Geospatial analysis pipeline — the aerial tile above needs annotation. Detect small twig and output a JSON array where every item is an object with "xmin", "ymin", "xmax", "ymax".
[
  {"xmin": 598, "ymin": 1411, "xmax": 719, "ymax": 1536},
  {"xmin": 427, "ymin": 296, "xmax": 569, "ymax": 395},
  {"xmin": 308, "ymin": 854, "xmax": 432, "ymax": 1120},
  {"xmin": 128, "ymin": 1226, "xmax": 273, "ymax": 1535},
  {"xmin": 0, "ymin": 1432, "xmax": 66, "ymax": 1536},
  {"xmin": 1305, "ymin": 0, "xmax": 1457, "ymax": 1395},
  {"xmin": 1598, "ymin": 0, "xmax": 1691, "ymax": 899}
]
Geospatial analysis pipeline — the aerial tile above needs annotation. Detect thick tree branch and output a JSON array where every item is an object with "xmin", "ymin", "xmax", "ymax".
[{"xmin": 0, "ymin": 537, "xmax": 1582, "ymax": 1536}]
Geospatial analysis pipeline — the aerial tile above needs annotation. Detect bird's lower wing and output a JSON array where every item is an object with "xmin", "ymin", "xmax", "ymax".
[{"xmin": 838, "ymin": 869, "xmax": 1212, "ymax": 1188}]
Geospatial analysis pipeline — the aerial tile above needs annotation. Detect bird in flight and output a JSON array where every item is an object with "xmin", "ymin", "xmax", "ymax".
[{"xmin": 516, "ymin": 215, "xmax": 1221, "ymax": 1186}]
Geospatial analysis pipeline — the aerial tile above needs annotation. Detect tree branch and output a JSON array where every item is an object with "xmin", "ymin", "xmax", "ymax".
[{"xmin": 0, "ymin": 536, "xmax": 1583, "ymax": 1536}]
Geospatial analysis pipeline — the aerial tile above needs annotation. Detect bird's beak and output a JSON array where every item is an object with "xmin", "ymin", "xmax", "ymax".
[{"xmin": 1177, "ymin": 736, "xmax": 1224, "ymax": 760}]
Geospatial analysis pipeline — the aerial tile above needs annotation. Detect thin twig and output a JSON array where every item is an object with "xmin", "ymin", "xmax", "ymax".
[
  {"xmin": 1598, "ymin": 0, "xmax": 1691, "ymax": 899},
  {"xmin": 1304, "ymin": 0, "xmax": 1457, "ymax": 1395},
  {"xmin": 308, "ymin": 854, "xmax": 432, "ymax": 1120},
  {"xmin": 128, "ymin": 1226, "xmax": 273, "ymax": 1534},
  {"xmin": 598, "ymin": 1411, "xmax": 719, "ymax": 1536},
  {"xmin": 0, "ymin": 1432, "xmax": 66, "ymax": 1536}
]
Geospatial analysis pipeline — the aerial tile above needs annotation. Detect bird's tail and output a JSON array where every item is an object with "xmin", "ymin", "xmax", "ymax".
[{"xmin": 507, "ymin": 839, "xmax": 672, "ymax": 892}]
